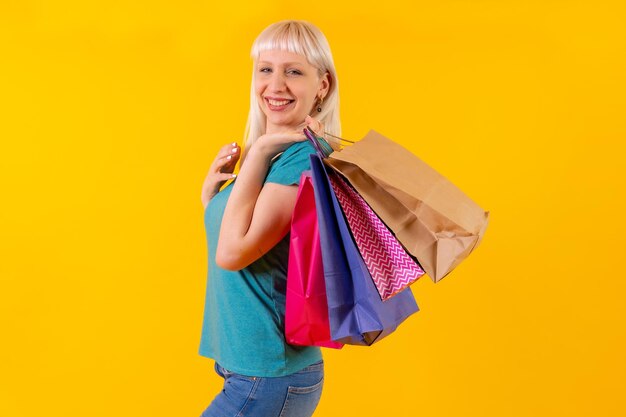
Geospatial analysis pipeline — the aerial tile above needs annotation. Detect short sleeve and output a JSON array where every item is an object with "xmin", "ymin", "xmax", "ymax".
[{"xmin": 264, "ymin": 141, "xmax": 317, "ymax": 186}]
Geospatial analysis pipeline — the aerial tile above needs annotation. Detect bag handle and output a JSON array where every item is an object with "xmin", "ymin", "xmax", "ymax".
[
  {"xmin": 323, "ymin": 131, "xmax": 355, "ymax": 144},
  {"xmin": 304, "ymin": 127, "xmax": 354, "ymax": 158},
  {"xmin": 303, "ymin": 126, "xmax": 327, "ymax": 157}
]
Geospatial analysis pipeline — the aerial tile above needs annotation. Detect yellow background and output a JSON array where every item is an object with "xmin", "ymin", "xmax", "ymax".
[{"xmin": 1, "ymin": 1, "xmax": 625, "ymax": 416}]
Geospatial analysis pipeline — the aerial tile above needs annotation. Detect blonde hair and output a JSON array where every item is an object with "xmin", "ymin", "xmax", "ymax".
[{"xmin": 242, "ymin": 20, "xmax": 341, "ymax": 160}]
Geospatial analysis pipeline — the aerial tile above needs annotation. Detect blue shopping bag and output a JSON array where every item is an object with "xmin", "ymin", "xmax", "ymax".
[{"xmin": 309, "ymin": 153, "xmax": 419, "ymax": 345}]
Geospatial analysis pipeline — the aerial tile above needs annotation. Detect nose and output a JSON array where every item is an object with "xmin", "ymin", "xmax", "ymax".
[{"xmin": 268, "ymin": 71, "xmax": 287, "ymax": 92}]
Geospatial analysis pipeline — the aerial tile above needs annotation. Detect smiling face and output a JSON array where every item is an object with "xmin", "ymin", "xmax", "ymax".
[{"xmin": 255, "ymin": 50, "xmax": 330, "ymax": 134}]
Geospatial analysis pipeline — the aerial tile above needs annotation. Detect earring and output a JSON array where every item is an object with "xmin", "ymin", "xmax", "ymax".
[{"xmin": 316, "ymin": 97, "xmax": 323, "ymax": 112}]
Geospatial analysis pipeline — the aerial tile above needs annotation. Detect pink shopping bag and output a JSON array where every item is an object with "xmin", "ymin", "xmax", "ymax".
[
  {"xmin": 328, "ymin": 172, "xmax": 425, "ymax": 300},
  {"xmin": 285, "ymin": 172, "xmax": 343, "ymax": 349}
]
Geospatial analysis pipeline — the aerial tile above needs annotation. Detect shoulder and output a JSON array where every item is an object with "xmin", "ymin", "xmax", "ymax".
[
  {"xmin": 265, "ymin": 141, "xmax": 317, "ymax": 186},
  {"xmin": 270, "ymin": 140, "xmax": 317, "ymax": 170}
]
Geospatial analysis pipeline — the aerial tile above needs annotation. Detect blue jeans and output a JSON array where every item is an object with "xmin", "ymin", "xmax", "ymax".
[{"xmin": 200, "ymin": 360, "xmax": 324, "ymax": 417}]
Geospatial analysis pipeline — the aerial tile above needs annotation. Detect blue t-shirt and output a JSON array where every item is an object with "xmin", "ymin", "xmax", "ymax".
[{"xmin": 199, "ymin": 140, "xmax": 322, "ymax": 377}]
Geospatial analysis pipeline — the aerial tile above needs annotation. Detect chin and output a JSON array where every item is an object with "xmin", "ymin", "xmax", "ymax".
[{"xmin": 268, "ymin": 116, "xmax": 301, "ymax": 129}]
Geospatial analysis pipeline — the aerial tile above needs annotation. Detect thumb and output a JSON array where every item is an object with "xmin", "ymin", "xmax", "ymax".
[
  {"xmin": 220, "ymin": 173, "xmax": 237, "ymax": 182},
  {"xmin": 305, "ymin": 115, "xmax": 323, "ymax": 136}
]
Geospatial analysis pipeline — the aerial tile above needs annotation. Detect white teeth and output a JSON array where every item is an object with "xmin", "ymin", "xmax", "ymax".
[{"xmin": 268, "ymin": 99, "xmax": 291, "ymax": 106}]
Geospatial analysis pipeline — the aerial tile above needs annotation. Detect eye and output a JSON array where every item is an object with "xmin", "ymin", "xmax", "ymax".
[
  {"xmin": 287, "ymin": 69, "xmax": 303, "ymax": 76},
  {"xmin": 259, "ymin": 67, "xmax": 272, "ymax": 73}
]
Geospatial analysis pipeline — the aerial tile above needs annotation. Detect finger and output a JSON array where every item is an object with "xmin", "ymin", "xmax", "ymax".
[
  {"xmin": 222, "ymin": 141, "xmax": 239, "ymax": 151},
  {"xmin": 212, "ymin": 143, "xmax": 240, "ymax": 168},
  {"xmin": 215, "ymin": 142, "xmax": 240, "ymax": 160},
  {"xmin": 222, "ymin": 157, "xmax": 239, "ymax": 173},
  {"xmin": 304, "ymin": 115, "xmax": 318, "ymax": 129},
  {"xmin": 318, "ymin": 121, "xmax": 326, "ymax": 138},
  {"xmin": 295, "ymin": 133, "xmax": 307, "ymax": 142},
  {"xmin": 219, "ymin": 173, "xmax": 237, "ymax": 182},
  {"xmin": 268, "ymin": 131, "xmax": 307, "ymax": 141},
  {"xmin": 304, "ymin": 115, "xmax": 324, "ymax": 136},
  {"xmin": 216, "ymin": 152, "xmax": 241, "ymax": 172},
  {"xmin": 304, "ymin": 115, "xmax": 319, "ymax": 128},
  {"xmin": 282, "ymin": 132, "xmax": 307, "ymax": 142}
]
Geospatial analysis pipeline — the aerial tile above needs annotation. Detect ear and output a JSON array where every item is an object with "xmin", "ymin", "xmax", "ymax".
[{"xmin": 318, "ymin": 71, "xmax": 331, "ymax": 99}]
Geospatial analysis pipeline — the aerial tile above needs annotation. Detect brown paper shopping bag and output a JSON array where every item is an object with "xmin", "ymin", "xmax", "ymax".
[{"xmin": 325, "ymin": 130, "xmax": 489, "ymax": 282}]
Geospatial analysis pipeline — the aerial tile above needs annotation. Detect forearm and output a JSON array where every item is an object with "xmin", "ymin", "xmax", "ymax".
[{"xmin": 216, "ymin": 147, "xmax": 273, "ymax": 266}]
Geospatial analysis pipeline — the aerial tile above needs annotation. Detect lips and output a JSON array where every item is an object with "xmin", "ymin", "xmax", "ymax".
[
  {"xmin": 265, "ymin": 97, "xmax": 295, "ymax": 111},
  {"xmin": 267, "ymin": 98, "xmax": 292, "ymax": 106}
]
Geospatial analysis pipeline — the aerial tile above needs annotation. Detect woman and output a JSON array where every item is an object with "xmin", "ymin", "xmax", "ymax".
[{"xmin": 198, "ymin": 20, "xmax": 341, "ymax": 417}]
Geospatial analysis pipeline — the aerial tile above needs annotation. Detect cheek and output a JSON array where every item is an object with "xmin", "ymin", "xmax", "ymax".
[
  {"xmin": 254, "ymin": 79, "xmax": 267, "ymax": 97},
  {"xmin": 293, "ymin": 82, "xmax": 317, "ymax": 104},
  {"xmin": 302, "ymin": 80, "xmax": 319, "ymax": 102}
]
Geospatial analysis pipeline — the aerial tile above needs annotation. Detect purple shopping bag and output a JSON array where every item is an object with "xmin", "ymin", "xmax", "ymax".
[{"xmin": 309, "ymin": 153, "xmax": 419, "ymax": 346}]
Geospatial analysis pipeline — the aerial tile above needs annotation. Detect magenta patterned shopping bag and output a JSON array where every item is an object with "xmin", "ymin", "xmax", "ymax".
[{"xmin": 328, "ymin": 171, "xmax": 425, "ymax": 300}]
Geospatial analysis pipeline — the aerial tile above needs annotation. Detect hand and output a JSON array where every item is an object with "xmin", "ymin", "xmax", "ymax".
[
  {"xmin": 201, "ymin": 142, "xmax": 241, "ymax": 207},
  {"xmin": 304, "ymin": 115, "xmax": 325, "ymax": 139},
  {"xmin": 251, "ymin": 115, "xmax": 326, "ymax": 161},
  {"xmin": 252, "ymin": 130, "xmax": 307, "ymax": 161}
]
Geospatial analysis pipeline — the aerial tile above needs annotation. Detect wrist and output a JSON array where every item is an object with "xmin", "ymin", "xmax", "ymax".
[{"xmin": 247, "ymin": 142, "xmax": 275, "ymax": 164}]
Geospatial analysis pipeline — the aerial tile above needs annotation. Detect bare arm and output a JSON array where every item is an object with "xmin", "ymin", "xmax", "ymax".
[
  {"xmin": 215, "ymin": 134, "xmax": 305, "ymax": 271},
  {"xmin": 214, "ymin": 116, "xmax": 325, "ymax": 270}
]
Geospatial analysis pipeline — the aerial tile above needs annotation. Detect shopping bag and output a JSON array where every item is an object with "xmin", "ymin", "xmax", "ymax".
[
  {"xmin": 326, "ymin": 130, "xmax": 489, "ymax": 282},
  {"xmin": 328, "ymin": 172, "xmax": 425, "ymax": 300},
  {"xmin": 285, "ymin": 172, "xmax": 343, "ymax": 349},
  {"xmin": 310, "ymin": 153, "xmax": 419, "ymax": 346}
]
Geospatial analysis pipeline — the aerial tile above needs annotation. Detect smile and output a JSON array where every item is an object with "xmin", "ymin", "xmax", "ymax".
[{"xmin": 265, "ymin": 97, "xmax": 295, "ymax": 111}]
